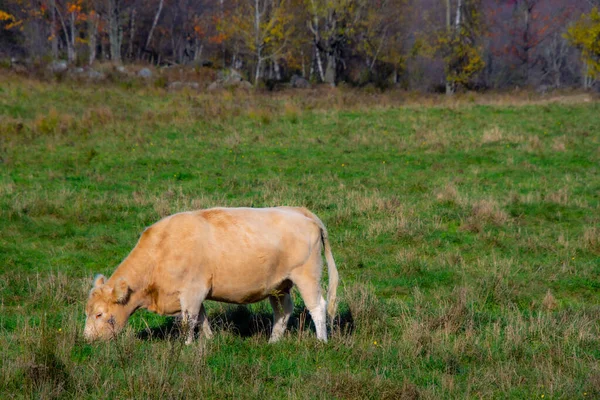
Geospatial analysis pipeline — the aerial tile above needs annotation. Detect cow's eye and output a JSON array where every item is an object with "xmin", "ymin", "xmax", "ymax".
[{"xmin": 95, "ymin": 312, "xmax": 103, "ymax": 319}]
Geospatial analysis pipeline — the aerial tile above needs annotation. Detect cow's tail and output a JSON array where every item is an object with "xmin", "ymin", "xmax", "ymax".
[
  {"xmin": 300, "ymin": 209, "xmax": 339, "ymax": 322},
  {"xmin": 321, "ymin": 224, "xmax": 339, "ymax": 322}
]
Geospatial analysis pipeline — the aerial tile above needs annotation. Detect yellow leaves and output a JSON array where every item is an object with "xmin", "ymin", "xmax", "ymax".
[
  {"xmin": 443, "ymin": 39, "xmax": 485, "ymax": 86},
  {"xmin": 223, "ymin": 0, "xmax": 294, "ymax": 56},
  {"xmin": 0, "ymin": 10, "xmax": 15, "ymax": 22},
  {"xmin": 565, "ymin": 8, "xmax": 600, "ymax": 78},
  {"xmin": 416, "ymin": 0, "xmax": 485, "ymax": 89},
  {"xmin": 0, "ymin": 10, "xmax": 22, "ymax": 30}
]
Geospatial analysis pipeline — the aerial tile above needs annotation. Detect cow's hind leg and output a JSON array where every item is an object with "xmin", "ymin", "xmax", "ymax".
[
  {"xmin": 269, "ymin": 291, "xmax": 293, "ymax": 343},
  {"xmin": 291, "ymin": 262, "xmax": 327, "ymax": 342},
  {"xmin": 180, "ymin": 289, "xmax": 209, "ymax": 345},
  {"xmin": 199, "ymin": 304, "xmax": 213, "ymax": 339}
]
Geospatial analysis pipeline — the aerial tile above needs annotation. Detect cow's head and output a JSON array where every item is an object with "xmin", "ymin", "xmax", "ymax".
[{"xmin": 84, "ymin": 274, "xmax": 131, "ymax": 341}]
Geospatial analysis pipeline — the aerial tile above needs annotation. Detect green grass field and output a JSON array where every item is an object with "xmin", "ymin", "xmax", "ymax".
[{"xmin": 0, "ymin": 75, "xmax": 599, "ymax": 398}]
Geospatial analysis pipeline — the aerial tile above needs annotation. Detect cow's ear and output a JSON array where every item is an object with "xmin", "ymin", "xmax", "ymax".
[
  {"xmin": 93, "ymin": 274, "xmax": 106, "ymax": 288},
  {"xmin": 113, "ymin": 278, "xmax": 131, "ymax": 304}
]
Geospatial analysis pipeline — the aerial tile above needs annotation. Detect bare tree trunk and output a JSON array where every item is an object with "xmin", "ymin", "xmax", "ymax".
[
  {"xmin": 324, "ymin": 52, "xmax": 335, "ymax": 85},
  {"xmin": 545, "ymin": 33, "xmax": 566, "ymax": 89},
  {"xmin": 454, "ymin": 0, "xmax": 461, "ymax": 28},
  {"xmin": 583, "ymin": 63, "xmax": 592, "ymax": 90},
  {"xmin": 220, "ymin": 0, "xmax": 226, "ymax": 68},
  {"xmin": 309, "ymin": 49, "xmax": 315, "ymax": 80},
  {"xmin": 254, "ymin": 0, "xmax": 263, "ymax": 83},
  {"xmin": 55, "ymin": 6, "xmax": 75, "ymax": 63},
  {"xmin": 446, "ymin": 0, "xmax": 451, "ymax": 30},
  {"xmin": 145, "ymin": 0, "xmax": 164, "ymax": 51},
  {"xmin": 128, "ymin": 8, "xmax": 136, "ymax": 59},
  {"xmin": 108, "ymin": 0, "xmax": 122, "ymax": 63},
  {"xmin": 368, "ymin": 27, "xmax": 387, "ymax": 73},
  {"xmin": 445, "ymin": 0, "xmax": 461, "ymax": 95},
  {"xmin": 194, "ymin": 40, "xmax": 203, "ymax": 63},
  {"xmin": 273, "ymin": 60, "xmax": 281, "ymax": 80},
  {"xmin": 50, "ymin": 0, "xmax": 58, "ymax": 59},
  {"xmin": 308, "ymin": 0, "xmax": 324, "ymax": 82},
  {"xmin": 525, "ymin": 14, "xmax": 529, "ymax": 85},
  {"xmin": 255, "ymin": 58, "xmax": 263, "ymax": 83},
  {"xmin": 314, "ymin": 43, "xmax": 324, "ymax": 82},
  {"xmin": 445, "ymin": 0, "xmax": 452, "ymax": 95},
  {"xmin": 69, "ymin": 11, "xmax": 77, "ymax": 63},
  {"xmin": 88, "ymin": 12, "xmax": 99, "ymax": 65},
  {"xmin": 323, "ymin": 9, "xmax": 336, "ymax": 86}
]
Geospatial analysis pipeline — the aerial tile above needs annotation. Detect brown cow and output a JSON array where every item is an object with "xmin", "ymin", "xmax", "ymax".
[{"xmin": 84, "ymin": 206, "xmax": 339, "ymax": 344}]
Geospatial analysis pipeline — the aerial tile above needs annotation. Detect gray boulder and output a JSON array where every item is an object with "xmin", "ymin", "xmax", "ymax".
[
  {"xmin": 10, "ymin": 58, "xmax": 28, "ymax": 74},
  {"xmin": 290, "ymin": 74, "xmax": 310, "ymax": 89},
  {"xmin": 209, "ymin": 69, "xmax": 252, "ymax": 90},
  {"xmin": 168, "ymin": 81, "xmax": 200, "ymax": 90},
  {"xmin": 234, "ymin": 80, "xmax": 253, "ymax": 90},
  {"xmin": 88, "ymin": 69, "xmax": 105, "ymax": 80},
  {"xmin": 207, "ymin": 81, "xmax": 221, "ymax": 91},
  {"xmin": 217, "ymin": 68, "xmax": 242, "ymax": 81},
  {"xmin": 536, "ymin": 85, "xmax": 551, "ymax": 95},
  {"xmin": 138, "ymin": 68, "xmax": 153, "ymax": 78},
  {"xmin": 48, "ymin": 60, "xmax": 68, "ymax": 73}
]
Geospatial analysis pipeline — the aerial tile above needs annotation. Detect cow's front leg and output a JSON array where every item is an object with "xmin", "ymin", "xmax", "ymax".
[
  {"xmin": 181, "ymin": 310, "xmax": 198, "ymax": 345},
  {"xmin": 180, "ymin": 289, "xmax": 208, "ymax": 345}
]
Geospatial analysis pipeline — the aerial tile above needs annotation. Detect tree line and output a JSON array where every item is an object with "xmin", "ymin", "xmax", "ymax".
[{"xmin": 1, "ymin": 0, "xmax": 599, "ymax": 92}]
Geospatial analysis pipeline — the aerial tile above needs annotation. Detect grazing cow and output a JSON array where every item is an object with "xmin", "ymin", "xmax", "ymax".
[{"xmin": 84, "ymin": 206, "xmax": 339, "ymax": 344}]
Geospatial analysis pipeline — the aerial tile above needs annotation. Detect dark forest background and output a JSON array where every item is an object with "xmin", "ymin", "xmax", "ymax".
[{"xmin": 1, "ymin": 0, "xmax": 599, "ymax": 92}]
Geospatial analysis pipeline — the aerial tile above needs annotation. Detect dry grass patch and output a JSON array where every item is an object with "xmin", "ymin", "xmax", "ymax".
[
  {"xmin": 461, "ymin": 199, "xmax": 509, "ymax": 233},
  {"xmin": 0, "ymin": 180, "xmax": 16, "ymax": 196},
  {"xmin": 344, "ymin": 190, "xmax": 400, "ymax": 214},
  {"xmin": 542, "ymin": 290, "xmax": 558, "ymax": 311},
  {"xmin": 223, "ymin": 132, "xmax": 242, "ymax": 148},
  {"xmin": 395, "ymin": 248, "xmax": 418, "ymax": 266},
  {"xmin": 481, "ymin": 126, "xmax": 504, "ymax": 144},
  {"xmin": 315, "ymin": 371, "xmax": 420, "ymax": 400},
  {"xmin": 0, "ymin": 115, "xmax": 25, "ymax": 137},
  {"xmin": 428, "ymin": 287, "xmax": 472, "ymax": 334},
  {"xmin": 412, "ymin": 126, "xmax": 454, "ymax": 151},
  {"xmin": 246, "ymin": 107, "xmax": 273, "ymax": 125},
  {"xmin": 552, "ymin": 136, "xmax": 567, "ymax": 152},
  {"xmin": 525, "ymin": 135, "xmax": 542, "ymax": 152},
  {"xmin": 32, "ymin": 108, "xmax": 78, "ymax": 136},
  {"xmin": 343, "ymin": 284, "xmax": 384, "ymax": 334},
  {"xmin": 82, "ymin": 106, "xmax": 114, "ymax": 127},
  {"xmin": 282, "ymin": 101, "xmax": 301, "ymax": 123},
  {"xmin": 582, "ymin": 227, "xmax": 599, "ymax": 254},
  {"xmin": 435, "ymin": 182, "xmax": 461, "ymax": 204},
  {"xmin": 545, "ymin": 187, "xmax": 569, "ymax": 205}
]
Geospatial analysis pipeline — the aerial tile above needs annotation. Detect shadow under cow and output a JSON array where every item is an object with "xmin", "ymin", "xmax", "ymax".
[{"xmin": 136, "ymin": 305, "xmax": 354, "ymax": 341}]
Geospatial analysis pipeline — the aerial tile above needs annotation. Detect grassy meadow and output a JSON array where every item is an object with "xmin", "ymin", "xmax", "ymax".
[{"xmin": 0, "ymin": 74, "xmax": 599, "ymax": 398}]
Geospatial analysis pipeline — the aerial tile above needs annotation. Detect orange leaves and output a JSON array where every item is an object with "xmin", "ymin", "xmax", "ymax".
[
  {"xmin": 67, "ymin": 4, "xmax": 79, "ymax": 14},
  {"xmin": 209, "ymin": 32, "xmax": 227, "ymax": 44}
]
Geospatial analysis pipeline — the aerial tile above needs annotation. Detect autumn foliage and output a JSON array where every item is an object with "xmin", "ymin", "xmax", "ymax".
[{"xmin": 0, "ymin": 0, "xmax": 597, "ymax": 91}]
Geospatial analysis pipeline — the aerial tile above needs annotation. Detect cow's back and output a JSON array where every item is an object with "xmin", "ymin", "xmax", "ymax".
[{"xmin": 149, "ymin": 207, "xmax": 321, "ymax": 305}]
